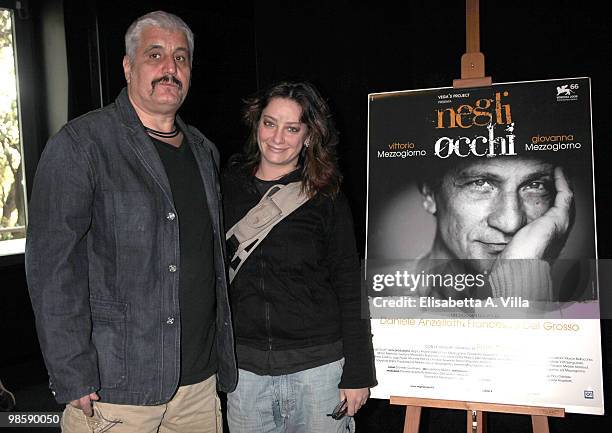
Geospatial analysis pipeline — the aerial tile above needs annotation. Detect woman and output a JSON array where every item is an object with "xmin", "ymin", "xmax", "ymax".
[{"xmin": 223, "ymin": 81, "xmax": 376, "ymax": 433}]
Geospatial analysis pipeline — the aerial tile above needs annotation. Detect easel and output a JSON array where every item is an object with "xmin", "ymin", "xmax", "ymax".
[
  {"xmin": 390, "ymin": 1, "xmax": 566, "ymax": 431},
  {"xmin": 390, "ymin": 396, "xmax": 564, "ymax": 433},
  {"xmin": 453, "ymin": 0, "xmax": 491, "ymax": 89}
]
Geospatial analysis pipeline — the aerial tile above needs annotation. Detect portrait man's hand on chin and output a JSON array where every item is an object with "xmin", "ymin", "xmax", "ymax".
[{"xmin": 498, "ymin": 166, "xmax": 574, "ymax": 261}]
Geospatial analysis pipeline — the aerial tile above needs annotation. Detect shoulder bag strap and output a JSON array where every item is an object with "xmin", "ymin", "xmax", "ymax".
[{"xmin": 226, "ymin": 181, "xmax": 309, "ymax": 283}]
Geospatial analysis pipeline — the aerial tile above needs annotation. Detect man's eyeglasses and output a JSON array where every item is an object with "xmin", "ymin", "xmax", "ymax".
[{"xmin": 327, "ymin": 399, "xmax": 347, "ymax": 420}]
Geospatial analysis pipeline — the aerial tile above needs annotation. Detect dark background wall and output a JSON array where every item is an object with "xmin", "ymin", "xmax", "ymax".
[{"xmin": 1, "ymin": 0, "xmax": 611, "ymax": 431}]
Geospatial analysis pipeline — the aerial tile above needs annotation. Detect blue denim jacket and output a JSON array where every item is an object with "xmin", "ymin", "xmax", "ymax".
[{"xmin": 25, "ymin": 88, "xmax": 237, "ymax": 405}]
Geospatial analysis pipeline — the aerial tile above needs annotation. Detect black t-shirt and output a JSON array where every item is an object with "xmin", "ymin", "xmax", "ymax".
[{"xmin": 152, "ymin": 136, "xmax": 217, "ymax": 385}]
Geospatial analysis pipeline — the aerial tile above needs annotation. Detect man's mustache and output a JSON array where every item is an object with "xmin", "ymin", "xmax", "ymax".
[{"xmin": 151, "ymin": 75, "xmax": 183, "ymax": 90}]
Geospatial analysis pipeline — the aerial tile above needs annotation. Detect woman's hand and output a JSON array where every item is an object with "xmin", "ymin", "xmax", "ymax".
[{"xmin": 339, "ymin": 388, "xmax": 370, "ymax": 416}]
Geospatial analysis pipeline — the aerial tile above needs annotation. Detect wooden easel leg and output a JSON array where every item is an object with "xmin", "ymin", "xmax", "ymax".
[
  {"xmin": 531, "ymin": 415, "xmax": 549, "ymax": 433},
  {"xmin": 403, "ymin": 406, "xmax": 421, "ymax": 433},
  {"xmin": 390, "ymin": 396, "xmax": 562, "ymax": 433},
  {"xmin": 466, "ymin": 410, "xmax": 487, "ymax": 433}
]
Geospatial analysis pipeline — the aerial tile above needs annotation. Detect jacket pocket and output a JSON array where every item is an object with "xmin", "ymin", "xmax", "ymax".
[{"xmin": 90, "ymin": 298, "xmax": 128, "ymax": 389}]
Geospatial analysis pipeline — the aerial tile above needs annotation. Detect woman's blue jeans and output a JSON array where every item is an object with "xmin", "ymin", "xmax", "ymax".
[{"xmin": 227, "ymin": 359, "xmax": 355, "ymax": 433}]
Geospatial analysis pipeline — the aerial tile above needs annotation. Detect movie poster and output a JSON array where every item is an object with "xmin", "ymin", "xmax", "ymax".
[{"xmin": 365, "ymin": 78, "xmax": 604, "ymax": 414}]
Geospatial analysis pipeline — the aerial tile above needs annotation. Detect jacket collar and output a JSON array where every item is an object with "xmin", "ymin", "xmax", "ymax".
[
  {"xmin": 114, "ymin": 88, "xmax": 217, "ymax": 219},
  {"xmin": 115, "ymin": 87, "xmax": 142, "ymax": 131},
  {"xmin": 114, "ymin": 87, "xmax": 175, "ymax": 204},
  {"xmin": 115, "ymin": 87, "xmax": 205, "ymax": 147}
]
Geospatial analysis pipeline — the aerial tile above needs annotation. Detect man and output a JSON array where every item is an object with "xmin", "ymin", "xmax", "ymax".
[
  {"xmin": 26, "ymin": 11, "xmax": 236, "ymax": 432},
  {"xmin": 417, "ymin": 156, "xmax": 575, "ymax": 300}
]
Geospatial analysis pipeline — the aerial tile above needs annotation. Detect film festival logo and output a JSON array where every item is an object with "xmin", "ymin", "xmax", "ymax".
[{"xmin": 556, "ymin": 83, "xmax": 579, "ymax": 102}]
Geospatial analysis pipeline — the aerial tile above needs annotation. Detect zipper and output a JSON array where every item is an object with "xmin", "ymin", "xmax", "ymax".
[{"xmin": 261, "ymin": 247, "xmax": 272, "ymax": 350}]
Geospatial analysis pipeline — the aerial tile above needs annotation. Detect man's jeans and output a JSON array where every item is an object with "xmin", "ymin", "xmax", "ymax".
[{"xmin": 227, "ymin": 359, "xmax": 355, "ymax": 433}]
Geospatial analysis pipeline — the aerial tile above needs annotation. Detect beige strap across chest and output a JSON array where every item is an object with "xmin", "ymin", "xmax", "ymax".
[{"xmin": 226, "ymin": 181, "xmax": 309, "ymax": 283}]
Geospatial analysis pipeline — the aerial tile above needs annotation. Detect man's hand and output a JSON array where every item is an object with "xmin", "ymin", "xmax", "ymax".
[
  {"xmin": 339, "ymin": 388, "xmax": 370, "ymax": 417},
  {"xmin": 500, "ymin": 167, "xmax": 574, "ymax": 260},
  {"xmin": 69, "ymin": 392, "xmax": 99, "ymax": 417}
]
